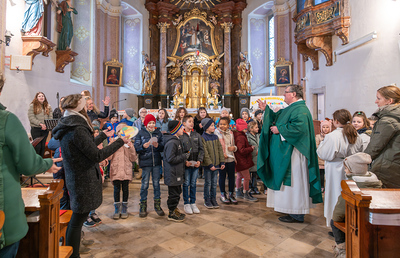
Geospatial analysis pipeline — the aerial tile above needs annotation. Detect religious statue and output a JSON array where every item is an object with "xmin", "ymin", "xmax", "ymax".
[
  {"xmin": 141, "ymin": 52, "xmax": 156, "ymax": 94},
  {"xmin": 166, "ymin": 57, "xmax": 183, "ymax": 82},
  {"xmin": 208, "ymin": 81, "xmax": 220, "ymax": 108},
  {"xmin": 56, "ymin": 0, "xmax": 78, "ymax": 50},
  {"xmin": 21, "ymin": 0, "xmax": 45, "ymax": 35},
  {"xmin": 207, "ymin": 53, "xmax": 224, "ymax": 80},
  {"xmin": 172, "ymin": 81, "xmax": 184, "ymax": 107},
  {"xmin": 237, "ymin": 51, "xmax": 253, "ymax": 95}
]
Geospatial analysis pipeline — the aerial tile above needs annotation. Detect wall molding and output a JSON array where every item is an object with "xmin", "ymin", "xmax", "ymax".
[{"xmin": 96, "ymin": 0, "xmax": 122, "ymax": 17}]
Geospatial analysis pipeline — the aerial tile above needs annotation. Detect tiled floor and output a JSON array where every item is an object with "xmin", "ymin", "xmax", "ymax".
[{"xmin": 81, "ymin": 179, "xmax": 334, "ymax": 257}]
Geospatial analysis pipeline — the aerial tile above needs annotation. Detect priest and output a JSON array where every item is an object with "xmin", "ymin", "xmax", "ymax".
[{"xmin": 256, "ymin": 85, "xmax": 322, "ymax": 223}]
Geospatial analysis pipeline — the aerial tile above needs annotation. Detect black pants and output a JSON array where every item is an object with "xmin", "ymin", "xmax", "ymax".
[
  {"xmin": 250, "ymin": 171, "xmax": 258, "ymax": 191},
  {"xmin": 53, "ymin": 168, "xmax": 70, "ymax": 210},
  {"xmin": 331, "ymin": 219, "xmax": 345, "ymax": 244},
  {"xmin": 31, "ymin": 127, "xmax": 49, "ymax": 157},
  {"xmin": 167, "ymin": 185, "xmax": 182, "ymax": 212},
  {"xmin": 66, "ymin": 211, "xmax": 89, "ymax": 258},
  {"xmin": 219, "ymin": 161, "xmax": 235, "ymax": 193},
  {"xmin": 320, "ymin": 169, "xmax": 325, "ymax": 188},
  {"xmin": 113, "ymin": 180, "xmax": 130, "ymax": 202}
]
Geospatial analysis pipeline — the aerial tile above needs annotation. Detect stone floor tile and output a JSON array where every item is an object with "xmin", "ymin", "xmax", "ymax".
[
  {"xmin": 198, "ymin": 237, "xmax": 234, "ymax": 256},
  {"xmin": 305, "ymin": 247, "xmax": 335, "ymax": 258},
  {"xmin": 237, "ymin": 237, "xmax": 274, "ymax": 256},
  {"xmin": 197, "ymin": 222, "xmax": 229, "ymax": 236},
  {"xmin": 220, "ymin": 246, "xmax": 259, "ymax": 258},
  {"xmin": 216, "ymin": 229, "xmax": 250, "ymax": 245},
  {"xmin": 136, "ymin": 245, "xmax": 175, "ymax": 258},
  {"xmin": 277, "ymin": 238, "xmax": 315, "ymax": 256},
  {"xmin": 158, "ymin": 237, "xmax": 195, "ymax": 255},
  {"xmin": 261, "ymin": 247, "xmax": 302, "ymax": 258},
  {"xmin": 316, "ymin": 239, "xmax": 335, "ymax": 253}
]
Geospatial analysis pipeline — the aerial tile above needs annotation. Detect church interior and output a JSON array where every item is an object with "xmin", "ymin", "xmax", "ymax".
[{"xmin": 1, "ymin": 0, "xmax": 400, "ymax": 257}]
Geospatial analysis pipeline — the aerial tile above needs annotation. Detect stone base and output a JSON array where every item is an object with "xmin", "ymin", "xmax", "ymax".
[
  {"xmin": 238, "ymin": 95, "xmax": 250, "ymax": 114},
  {"xmin": 55, "ymin": 50, "xmax": 78, "ymax": 73},
  {"xmin": 140, "ymin": 94, "xmax": 154, "ymax": 109},
  {"xmin": 21, "ymin": 36, "xmax": 56, "ymax": 62}
]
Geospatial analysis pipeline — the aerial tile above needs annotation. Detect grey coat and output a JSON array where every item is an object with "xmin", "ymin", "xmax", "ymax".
[
  {"xmin": 163, "ymin": 133, "xmax": 188, "ymax": 186},
  {"xmin": 364, "ymin": 104, "xmax": 400, "ymax": 188},
  {"xmin": 52, "ymin": 114, "xmax": 124, "ymax": 213},
  {"xmin": 246, "ymin": 132, "xmax": 259, "ymax": 172}
]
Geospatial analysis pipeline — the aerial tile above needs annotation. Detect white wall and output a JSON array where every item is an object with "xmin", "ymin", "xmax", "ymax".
[{"xmin": 305, "ymin": 0, "xmax": 400, "ymax": 119}]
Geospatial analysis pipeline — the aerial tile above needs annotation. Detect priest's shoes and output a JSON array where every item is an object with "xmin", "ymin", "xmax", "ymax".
[{"xmin": 278, "ymin": 215, "xmax": 304, "ymax": 223}]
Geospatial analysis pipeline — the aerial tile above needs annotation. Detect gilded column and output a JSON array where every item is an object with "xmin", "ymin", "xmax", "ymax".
[
  {"xmin": 157, "ymin": 22, "xmax": 170, "ymax": 95},
  {"xmin": 221, "ymin": 22, "xmax": 233, "ymax": 95}
]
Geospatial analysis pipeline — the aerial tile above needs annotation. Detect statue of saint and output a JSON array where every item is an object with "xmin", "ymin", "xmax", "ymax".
[
  {"xmin": 56, "ymin": 0, "xmax": 78, "ymax": 50},
  {"xmin": 237, "ymin": 52, "xmax": 253, "ymax": 95},
  {"xmin": 141, "ymin": 53, "xmax": 156, "ymax": 94},
  {"xmin": 21, "ymin": 0, "xmax": 45, "ymax": 35}
]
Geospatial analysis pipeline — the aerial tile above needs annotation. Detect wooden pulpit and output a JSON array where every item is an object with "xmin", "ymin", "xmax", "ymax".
[{"xmin": 341, "ymin": 180, "xmax": 400, "ymax": 258}]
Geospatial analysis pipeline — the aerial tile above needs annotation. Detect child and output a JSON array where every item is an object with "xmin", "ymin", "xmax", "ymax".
[
  {"xmin": 317, "ymin": 109, "xmax": 363, "ymax": 227},
  {"xmin": 240, "ymin": 108, "xmax": 253, "ymax": 124},
  {"xmin": 156, "ymin": 108, "xmax": 170, "ymax": 133},
  {"xmin": 163, "ymin": 120, "xmax": 189, "ymax": 222},
  {"xmin": 246, "ymin": 121, "xmax": 260, "ymax": 195},
  {"xmin": 201, "ymin": 118, "xmax": 225, "ymax": 208},
  {"xmin": 119, "ymin": 108, "xmax": 136, "ymax": 126},
  {"xmin": 215, "ymin": 117, "xmax": 237, "ymax": 204},
  {"xmin": 133, "ymin": 107, "xmax": 147, "ymax": 129},
  {"xmin": 254, "ymin": 109, "xmax": 263, "ymax": 134},
  {"xmin": 174, "ymin": 107, "xmax": 188, "ymax": 122},
  {"xmin": 102, "ymin": 109, "xmax": 119, "ymax": 139},
  {"xmin": 234, "ymin": 119, "xmax": 257, "ymax": 202},
  {"xmin": 134, "ymin": 114, "xmax": 165, "ymax": 218},
  {"xmin": 315, "ymin": 120, "xmax": 332, "ymax": 192},
  {"xmin": 108, "ymin": 123, "xmax": 137, "ymax": 219},
  {"xmin": 215, "ymin": 108, "xmax": 236, "ymax": 130},
  {"xmin": 194, "ymin": 107, "xmax": 210, "ymax": 135},
  {"xmin": 180, "ymin": 115, "xmax": 204, "ymax": 214},
  {"xmin": 352, "ymin": 111, "xmax": 371, "ymax": 151}
]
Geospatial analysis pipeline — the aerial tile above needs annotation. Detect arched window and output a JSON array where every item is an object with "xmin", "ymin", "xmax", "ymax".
[{"xmin": 268, "ymin": 16, "xmax": 274, "ymax": 85}]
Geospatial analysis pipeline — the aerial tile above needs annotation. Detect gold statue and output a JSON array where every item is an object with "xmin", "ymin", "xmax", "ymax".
[
  {"xmin": 172, "ymin": 81, "xmax": 184, "ymax": 107},
  {"xmin": 166, "ymin": 56, "xmax": 183, "ymax": 82},
  {"xmin": 141, "ymin": 52, "xmax": 156, "ymax": 94},
  {"xmin": 208, "ymin": 53, "xmax": 224, "ymax": 80},
  {"xmin": 208, "ymin": 81, "xmax": 220, "ymax": 108},
  {"xmin": 237, "ymin": 51, "xmax": 252, "ymax": 95}
]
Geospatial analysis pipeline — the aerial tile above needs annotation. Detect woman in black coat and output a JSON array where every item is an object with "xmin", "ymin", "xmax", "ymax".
[{"xmin": 52, "ymin": 94, "xmax": 128, "ymax": 258}]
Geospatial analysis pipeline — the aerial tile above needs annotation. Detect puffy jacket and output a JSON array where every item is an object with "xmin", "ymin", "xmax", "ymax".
[
  {"xmin": 87, "ymin": 106, "xmax": 109, "ymax": 122},
  {"xmin": 365, "ymin": 104, "xmax": 400, "ymax": 188},
  {"xmin": 180, "ymin": 130, "xmax": 204, "ymax": 162},
  {"xmin": 246, "ymin": 132, "xmax": 259, "ymax": 172},
  {"xmin": 163, "ymin": 133, "xmax": 188, "ymax": 186},
  {"xmin": 233, "ymin": 130, "xmax": 254, "ymax": 171},
  {"xmin": 134, "ymin": 126, "xmax": 164, "ymax": 168},
  {"xmin": 201, "ymin": 132, "xmax": 225, "ymax": 169},
  {"xmin": 108, "ymin": 142, "xmax": 137, "ymax": 181}
]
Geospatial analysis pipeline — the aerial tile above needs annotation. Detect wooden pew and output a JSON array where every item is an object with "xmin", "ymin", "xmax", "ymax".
[
  {"xmin": 18, "ymin": 180, "xmax": 72, "ymax": 258},
  {"xmin": 341, "ymin": 180, "xmax": 400, "ymax": 258}
]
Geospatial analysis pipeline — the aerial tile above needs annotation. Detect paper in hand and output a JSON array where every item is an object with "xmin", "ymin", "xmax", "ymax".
[
  {"xmin": 149, "ymin": 137, "xmax": 158, "ymax": 145},
  {"xmin": 188, "ymin": 160, "xmax": 197, "ymax": 167}
]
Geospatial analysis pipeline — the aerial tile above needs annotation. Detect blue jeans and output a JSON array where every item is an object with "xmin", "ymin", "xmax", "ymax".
[
  {"xmin": 0, "ymin": 241, "xmax": 20, "ymax": 258},
  {"xmin": 203, "ymin": 167, "xmax": 218, "ymax": 201},
  {"xmin": 140, "ymin": 165, "xmax": 161, "ymax": 202},
  {"xmin": 183, "ymin": 167, "xmax": 199, "ymax": 204}
]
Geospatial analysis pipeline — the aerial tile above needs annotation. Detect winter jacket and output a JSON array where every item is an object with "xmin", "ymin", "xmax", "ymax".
[
  {"xmin": 0, "ymin": 103, "xmax": 52, "ymax": 248},
  {"xmin": 215, "ymin": 128, "xmax": 236, "ymax": 163},
  {"xmin": 134, "ymin": 126, "xmax": 164, "ymax": 168},
  {"xmin": 119, "ymin": 118, "xmax": 133, "ymax": 126},
  {"xmin": 194, "ymin": 116, "xmax": 205, "ymax": 135},
  {"xmin": 315, "ymin": 134, "xmax": 325, "ymax": 168},
  {"xmin": 52, "ymin": 114, "xmax": 124, "ymax": 213},
  {"xmin": 28, "ymin": 103, "xmax": 53, "ymax": 127},
  {"xmin": 246, "ymin": 132, "xmax": 259, "ymax": 172},
  {"xmin": 163, "ymin": 133, "xmax": 188, "ymax": 186},
  {"xmin": 180, "ymin": 129, "xmax": 204, "ymax": 162},
  {"xmin": 53, "ymin": 107, "xmax": 63, "ymax": 119},
  {"xmin": 108, "ymin": 142, "xmax": 137, "ymax": 182},
  {"xmin": 201, "ymin": 132, "xmax": 225, "ymax": 169},
  {"xmin": 364, "ymin": 104, "xmax": 400, "ymax": 188},
  {"xmin": 133, "ymin": 118, "xmax": 144, "ymax": 130},
  {"xmin": 87, "ymin": 106, "xmax": 109, "ymax": 122},
  {"xmin": 256, "ymin": 119, "xmax": 263, "ymax": 134},
  {"xmin": 233, "ymin": 130, "xmax": 254, "ymax": 171},
  {"xmin": 156, "ymin": 119, "xmax": 170, "ymax": 133}
]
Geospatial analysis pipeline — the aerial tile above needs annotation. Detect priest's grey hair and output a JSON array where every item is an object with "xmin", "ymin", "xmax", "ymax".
[{"xmin": 287, "ymin": 85, "xmax": 303, "ymax": 99}]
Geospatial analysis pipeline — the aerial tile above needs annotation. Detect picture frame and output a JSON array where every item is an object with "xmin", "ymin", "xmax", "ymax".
[
  {"xmin": 274, "ymin": 57, "xmax": 293, "ymax": 86},
  {"xmin": 104, "ymin": 59, "xmax": 123, "ymax": 87}
]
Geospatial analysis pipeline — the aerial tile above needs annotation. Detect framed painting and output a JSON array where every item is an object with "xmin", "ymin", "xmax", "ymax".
[
  {"xmin": 274, "ymin": 58, "xmax": 293, "ymax": 86},
  {"xmin": 104, "ymin": 59, "xmax": 123, "ymax": 87}
]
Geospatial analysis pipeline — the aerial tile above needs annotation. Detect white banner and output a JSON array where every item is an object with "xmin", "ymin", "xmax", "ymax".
[{"xmin": 249, "ymin": 96, "xmax": 287, "ymax": 116}]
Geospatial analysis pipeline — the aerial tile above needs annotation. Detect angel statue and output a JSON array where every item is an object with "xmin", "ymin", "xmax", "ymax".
[
  {"xmin": 172, "ymin": 81, "xmax": 183, "ymax": 107},
  {"xmin": 166, "ymin": 57, "xmax": 183, "ymax": 82},
  {"xmin": 208, "ymin": 81, "xmax": 220, "ymax": 107},
  {"xmin": 141, "ymin": 52, "xmax": 156, "ymax": 94},
  {"xmin": 207, "ymin": 53, "xmax": 224, "ymax": 81},
  {"xmin": 237, "ymin": 51, "xmax": 253, "ymax": 95}
]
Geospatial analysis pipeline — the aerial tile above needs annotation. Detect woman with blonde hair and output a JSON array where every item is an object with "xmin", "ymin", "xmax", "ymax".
[
  {"xmin": 365, "ymin": 85, "xmax": 400, "ymax": 188},
  {"xmin": 81, "ymin": 91, "xmax": 111, "ymax": 122},
  {"xmin": 28, "ymin": 92, "xmax": 53, "ymax": 157}
]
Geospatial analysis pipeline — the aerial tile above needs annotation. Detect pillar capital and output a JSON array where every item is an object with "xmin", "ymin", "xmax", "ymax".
[
  {"xmin": 157, "ymin": 22, "xmax": 170, "ymax": 33},
  {"xmin": 221, "ymin": 22, "xmax": 234, "ymax": 33}
]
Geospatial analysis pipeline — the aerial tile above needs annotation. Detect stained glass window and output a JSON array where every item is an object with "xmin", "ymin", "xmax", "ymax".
[{"xmin": 268, "ymin": 16, "xmax": 275, "ymax": 85}]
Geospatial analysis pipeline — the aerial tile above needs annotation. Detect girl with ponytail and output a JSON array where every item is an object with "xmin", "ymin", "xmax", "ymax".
[{"xmin": 317, "ymin": 109, "xmax": 363, "ymax": 228}]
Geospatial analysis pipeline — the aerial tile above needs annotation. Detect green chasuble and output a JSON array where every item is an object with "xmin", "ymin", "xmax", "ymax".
[{"xmin": 257, "ymin": 100, "xmax": 322, "ymax": 204}]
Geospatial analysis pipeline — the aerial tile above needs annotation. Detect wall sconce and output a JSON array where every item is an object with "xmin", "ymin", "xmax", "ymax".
[{"xmin": 0, "ymin": 30, "xmax": 14, "ymax": 46}]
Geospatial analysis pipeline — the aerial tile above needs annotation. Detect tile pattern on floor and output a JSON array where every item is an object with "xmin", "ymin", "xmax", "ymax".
[{"xmin": 81, "ymin": 183, "xmax": 334, "ymax": 257}]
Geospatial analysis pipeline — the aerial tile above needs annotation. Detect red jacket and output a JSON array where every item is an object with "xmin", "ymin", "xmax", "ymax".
[{"xmin": 233, "ymin": 130, "xmax": 254, "ymax": 171}]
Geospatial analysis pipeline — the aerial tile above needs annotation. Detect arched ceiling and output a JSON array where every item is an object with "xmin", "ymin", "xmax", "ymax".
[{"xmin": 169, "ymin": 0, "xmax": 222, "ymax": 10}]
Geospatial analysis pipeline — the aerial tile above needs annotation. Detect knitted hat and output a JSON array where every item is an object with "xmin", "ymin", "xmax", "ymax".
[
  {"xmin": 241, "ymin": 108, "xmax": 250, "ymax": 118},
  {"xmin": 125, "ymin": 108, "xmax": 134, "ymax": 118},
  {"xmin": 236, "ymin": 118, "xmax": 248, "ymax": 132},
  {"xmin": 255, "ymin": 109, "xmax": 263, "ymax": 117},
  {"xmin": 201, "ymin": 118, "xmax": 214, "ymax": 131},
  {"xmin": 109, "ymin": 109, "xmax": 118, "ymax": 119},
  {"xmin": 168, "ymin": 120, "xmax": 182, "ymax": 135},
  {"xmin": 92, "ymin": 120, "xmax": 101, "ymax": 127},
  {"xmin": 343, "ymin": 153, "xmax": 372, "ymax": 176},
  {"xmin": 321, "ymin": 120, "xmax": 332, "ymax": 132},
  {"xmin": 93, "ymin": 126, "xmax": 100, "ymax": 131},
  {"xmin": 143, "ymin": 114, "xmax": 156, "ymax": 127},
  {"xmin": 221, "ymin": 108, "xmax": 229, "ymax": 115}
]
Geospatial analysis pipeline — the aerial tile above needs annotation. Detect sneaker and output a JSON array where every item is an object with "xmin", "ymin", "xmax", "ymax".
[
  {"xmin": 190, "ymin": 203, "xmax": 200, "ymax": 214},
  {"xmin": 154, "ymin": 199, "xmax": 165, "ymax": 216},
  {"xmin": 139, "ymin": 200, "xmax": 147, "ymax": 218},
  {"xmin": 253, "ymin": 189, "xmax": 261, "ymax": 195},
  {"xmin": 228, "ymin": 192, "xmax": 238, "ymax": 205},
  {"xmin": 204, "ymin": 200, "xmax": 213, "ymax": 209},
  {"xmin": 81, "ymin": 239, "xmax": 94, "ymax": 246},
  {"xmin": 79, "ymin": 245, "xmax": 91, "ymax": 254},
  {"xmin": 236, "ymin": 189, "xmax": 244, "ymax": 199},
  {"xmin": 220, "ymin": 192, "xmax": 231, "ymax": 204},
  {"xmin": 83, "ymin": 217, "xmax": 97, "ymax": 228},
  {"xmin": 168, "ymin": 208, "xmax": 185, "ymax": 222},
  {"xmin": 244, "ymin": 191, "xmax": 258, "ymax": 202},
  {"xmin": 184, "ymin": 204, "xmax": 193, "ymax": 215},
  {"xmin": 91, "ymin": 213, "xmax": 102, "ymax": 224},
  {"xmin": 211, "ymin": 199, "xmax": 219, "ymax": 209},
  {"xmin": 175, "ymin": 208, "xmax": 186, "ymax": 220}
]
